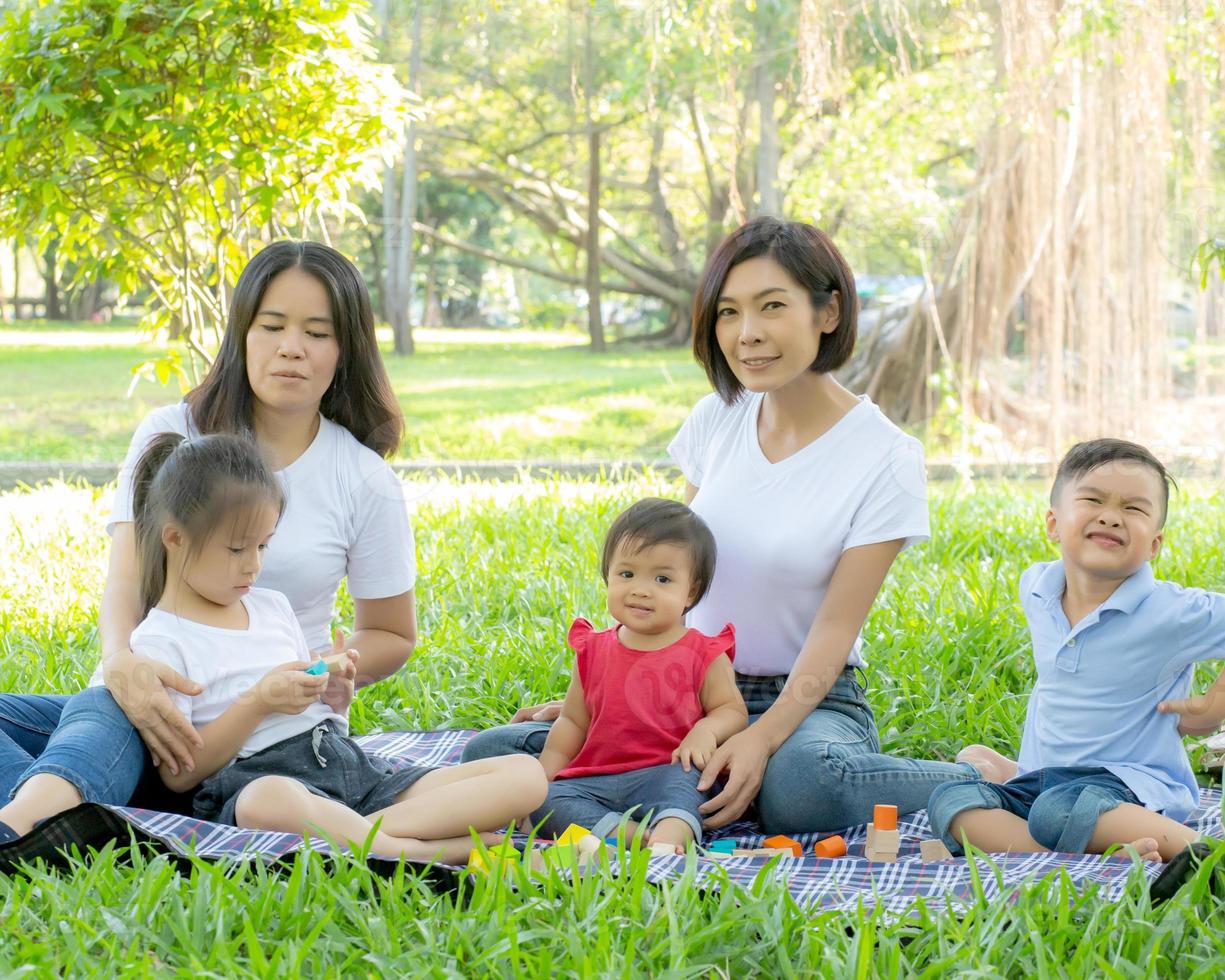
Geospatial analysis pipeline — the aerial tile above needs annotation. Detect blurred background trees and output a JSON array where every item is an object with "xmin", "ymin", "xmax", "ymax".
[{"xmin": 1, "ymin": 0, "xmax": 1222, "ymax": 457}]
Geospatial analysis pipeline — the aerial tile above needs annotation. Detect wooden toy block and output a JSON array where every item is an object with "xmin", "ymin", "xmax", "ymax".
[
  {"xmin": 920, "ymin": 839, "xmax": 953, "ymax": 862},
  {"xmin": 812, "ymin": 835, "xmax": 847, "ymax": 859},
  {"xmin": 732, "ymin": 847, "xmax": 791, "ymax": 858},
  {"xmin": 575, "ymin": 834, "xmax": 604, "ymax": 857},
  {"xmin": 864, "ymin": 848, "xmax": 897, "ymax": 863},
  {"xmin": 866, "ymin": 825, "xmax": 900, "ymax": 853},
  {"xmin": 304, "ymin": 652, "xmax": 352, "ymax": 676},
  {"xmin": 648, "ymin": 842, "xmax": 681, "ymax": 857},
  {"xmin": 555, "ymin": 823, "xmax": 594, "ymax": 847},
  {"xmin": 706, "ymin": 839, "xmax": 738, "ymax": 854},
  {"xmin": 872, "ymin": 804, "xmax": 898, "ymax": 831},
  {"xmin": 763, "ymin": 834, "xmax": 803, "ymax": 857}
]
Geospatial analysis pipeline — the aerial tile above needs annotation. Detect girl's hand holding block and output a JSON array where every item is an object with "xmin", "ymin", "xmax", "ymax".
[{"xmin": 310, "ymin": 629, "xmax": 360, "ymax": 715}]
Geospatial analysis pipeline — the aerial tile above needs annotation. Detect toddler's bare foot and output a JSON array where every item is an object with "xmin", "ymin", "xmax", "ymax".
[
  {"xmin": 1123, "ymin": 837, "xmax": 1162, "ymax": 862},
  {"xmin": 956, "ymin": 744, "xmax": 1018, "ymax": 784}
]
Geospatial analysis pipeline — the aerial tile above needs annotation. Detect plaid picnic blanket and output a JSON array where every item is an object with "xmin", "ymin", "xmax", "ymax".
[{"xmin": 2, "ymin": 729, "xmax": 1220, "ymax": 914}]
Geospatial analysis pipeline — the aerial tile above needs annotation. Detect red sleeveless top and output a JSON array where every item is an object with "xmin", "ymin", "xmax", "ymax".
[{"xmin": 557, "ymin": 617, "xmax": 736, "ymax": 779}]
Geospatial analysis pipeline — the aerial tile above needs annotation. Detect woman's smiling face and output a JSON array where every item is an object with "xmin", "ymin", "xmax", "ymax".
[{"xmin": 713, "ymin": 256, "xmax": 839, "ymax": 396}]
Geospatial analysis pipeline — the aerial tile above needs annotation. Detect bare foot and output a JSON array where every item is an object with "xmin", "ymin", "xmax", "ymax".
[
  {"xmin": 1121, "ymin": 837, "xmax": 1162, "ymax": 862},
  {"xmin": 956, "ymin": 744, "xmax": 1019, "ymax": 784}
]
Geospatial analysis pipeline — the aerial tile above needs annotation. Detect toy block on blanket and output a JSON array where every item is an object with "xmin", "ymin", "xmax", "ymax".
[
  {"xmin": 732, "ymin": 847, "xmax": 794, "ymax": 858},
  {"xmin": 865, "ymin": 805, "xmax": 901, "ymax": 862},
  {"xmin": 763, "ymin": 834, "xmax": 803, "ymax": 857},
  {"xmin": 920, "ymin": 839, "xmax": 953, "ymax": 862},
  {"xmin": 812, "ymin": 835, "xmax": 847, "ymax": 859}
]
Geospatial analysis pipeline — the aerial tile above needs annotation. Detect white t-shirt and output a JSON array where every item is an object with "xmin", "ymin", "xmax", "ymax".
[
  {"xmin": 114, "ymin": 588, "xmax": 345, "ymax": 758},
  {"xmin": 108, "ymin": 403, "xmax": 416, "ymax": 652},
  {"xmin": 667, "ymin": 392, "xmax": 929, "ymax": 676}
]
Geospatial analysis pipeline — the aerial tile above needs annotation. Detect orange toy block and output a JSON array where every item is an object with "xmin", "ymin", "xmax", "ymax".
[
  {"xmin": 812, "ymin": 835, "xmax": 847, "ymax": 859},
  {"xmin": 872, "ymin": 804, "xmax": 898, "ymax": 831},
  {"xmin": 763, "ymin": 835, "xmax": 803, "ymax": 857}
]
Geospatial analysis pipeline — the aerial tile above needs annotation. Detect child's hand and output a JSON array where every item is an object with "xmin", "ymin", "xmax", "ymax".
[
  {"xmin": 1158, "ymin": 690, "xmax": 1225, "ymax": 737},
  {"xmin": 254, "ymin": 662, "xmax": 329, "ymax": 715},
  {"xmin": 315, "ymin": 629, "xmax": 360, "ymax": 716},
  {"xmin": 672, "ymin": 726, "xmax": 717, "ymax": 772}
]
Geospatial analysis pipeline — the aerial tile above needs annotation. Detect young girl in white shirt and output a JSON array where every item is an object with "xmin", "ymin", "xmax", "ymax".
[{"xmin": 128, "ymin": 430, "xmax": 545, "ymax": 863}]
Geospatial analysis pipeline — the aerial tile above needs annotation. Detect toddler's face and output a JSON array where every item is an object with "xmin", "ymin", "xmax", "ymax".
[
  {"xmin": 1046, "ymin": 461, "xmax": 1164, "ymax": 580},
  {"xmin": 171, "ymin": 501, "xmax": 280, "ymax": 609},
  {"xmin": 606, "ymin": 538, "xmax": 699, "ymax": 638}
]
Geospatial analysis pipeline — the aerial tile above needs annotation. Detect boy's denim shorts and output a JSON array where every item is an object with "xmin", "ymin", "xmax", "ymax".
[
  {"xmin": 531, "ymin": 762, "xmax": 708, "ymax": 841},
  {"xmin": 927, "ymin": 765, "xmax": 1141, "ymax": 854},
  {"xmin": 194, "ymin": 720, "xmax": 435, "ymax": 826}
]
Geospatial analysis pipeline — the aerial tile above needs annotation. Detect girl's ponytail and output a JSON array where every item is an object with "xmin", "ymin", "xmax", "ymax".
[{"xmin": 133, "ymin": 432, "xmax": 186, "ymax": 617}]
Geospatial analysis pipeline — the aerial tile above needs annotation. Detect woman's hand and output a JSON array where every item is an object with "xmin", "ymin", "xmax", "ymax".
[
  {"xmin": 511, "ymin": 700, "xmax": 564, "ymax": 724},
  {"xmin": 103, "ymin": 648, "xmax": 205, "ymax": 776},
  {"xmin": 695, "ymin": 726, "xmax": 772, "ymax": 829},
  {"xmin": 315, "ymin": 629, "xmax": 360, "ymax": 716}
]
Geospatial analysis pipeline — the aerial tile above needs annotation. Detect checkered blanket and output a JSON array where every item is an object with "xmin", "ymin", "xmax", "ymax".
[{"xmin": 2, "ymin": 729, "xmax": 1219, "ymax": 914}]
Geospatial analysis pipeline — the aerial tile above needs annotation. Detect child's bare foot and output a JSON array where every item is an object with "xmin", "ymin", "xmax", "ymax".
[
  {"xmin": 956, "ymin": 744, "xmax": 1019, "ymax": 784},
  {"xmin": 1123, "ymin": 837, "xmax": 1163, "ymax": 863}
]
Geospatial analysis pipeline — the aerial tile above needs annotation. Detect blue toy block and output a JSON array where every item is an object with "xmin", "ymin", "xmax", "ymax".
[
  {"xmin": 304, "ymin": 660, "xmax": 328, "ymax": 676},
  {"xmin": 707, "ymin": 839, "xmax": 737, "ymax": 854}
]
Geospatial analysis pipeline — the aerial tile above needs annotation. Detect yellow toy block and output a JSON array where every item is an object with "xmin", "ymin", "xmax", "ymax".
[{"xmin": 555, "ymin": 823, "xmax": 594, "ymax": 847}]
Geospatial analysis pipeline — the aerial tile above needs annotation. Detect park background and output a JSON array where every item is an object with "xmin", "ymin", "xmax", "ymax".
[{"xmin": 2, "ymin": 0, "xmax": 1225, "ymax": 975}]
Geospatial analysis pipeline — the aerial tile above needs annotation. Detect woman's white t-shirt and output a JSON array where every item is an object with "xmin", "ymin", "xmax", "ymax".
[
  {"xmin": 127, "ymin": 587, "xmax": 345, "ymax": 758},
  {"xmin": 105, "ymin": 402, "xmax": 416, "ymax": 653},
  {"xmin": 667, "ymin": 391, "xmax": 929, "ymax": 676}
]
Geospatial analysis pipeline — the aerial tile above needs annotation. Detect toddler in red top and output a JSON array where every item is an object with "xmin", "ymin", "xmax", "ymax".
[{"xmin": 531, "ymin": 498, "xmax": 748, "ymax": 851}]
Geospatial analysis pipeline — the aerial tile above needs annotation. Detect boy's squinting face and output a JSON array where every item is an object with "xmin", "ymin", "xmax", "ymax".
[
  {"xmin": 1047, "ymin": 461, "xmax": 1165, "ymax": 579},
  {"xmin": 606, "ymin": 539, "xmax": 699, "ymax": 638}
]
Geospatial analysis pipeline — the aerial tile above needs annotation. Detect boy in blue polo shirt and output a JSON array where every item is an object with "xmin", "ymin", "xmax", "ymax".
[{"xmin": 929, "ymin": 439, "xmax": 1224, "ymax": 861}]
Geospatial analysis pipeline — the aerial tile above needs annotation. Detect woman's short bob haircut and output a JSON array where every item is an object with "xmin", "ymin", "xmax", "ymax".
[
  {"xmin": 186, "ymin": 241, "xmax": 403, "ymax": 458},
  {"xmin": 692, "ymin": 217, "xmax": 858, "ymax": 404}
]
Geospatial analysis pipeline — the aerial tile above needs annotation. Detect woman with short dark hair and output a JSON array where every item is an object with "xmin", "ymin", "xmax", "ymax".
[
  {"xmin": 465, "ymin": 218, "xmax": 992, "ymax": 834},
  {"xmin": 0, "ymin": 242, "xmax": 417, "ymax": 841}
]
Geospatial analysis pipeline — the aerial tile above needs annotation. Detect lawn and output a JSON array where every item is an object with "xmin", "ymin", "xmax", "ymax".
[
  {"xmin": 1, "ymin": 475, "xmax": 1223, "ymax": 975},
  {"xmin": 0, "ymin": 321, "xmax": 709, "ymax": 465}
]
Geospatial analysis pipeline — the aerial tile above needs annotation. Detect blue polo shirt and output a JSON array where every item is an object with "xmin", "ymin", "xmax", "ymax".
[{"xmin": 1016, "ymin": 559, "xmax": 1225, "ymax": 822}]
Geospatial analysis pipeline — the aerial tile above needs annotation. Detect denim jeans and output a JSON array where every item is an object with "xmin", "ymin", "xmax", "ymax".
[
  {"xmin": 0, "ymin": 688, "xmax": 148, "ymax": 805},
  {"xmin": 927, "ymin": 766, "xmax": 1141, "ymax": 854},
  {"xmin": 462, "ymin": 667, "xmax": 977, "ymax": 834},
  {"xmin": 531, "ymin": 762, "xmax": 707, "ymax": 840}
]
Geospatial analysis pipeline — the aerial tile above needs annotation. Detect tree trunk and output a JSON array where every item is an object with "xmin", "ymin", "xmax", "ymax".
[
  {"xmin": 392, "ymin": 0, "xmax": 423, "ymax": 355},
  {"xmin": 43, "ymin": 236, "xmax": 63, "ymax": 320},
  {"xmin": 754, "ymin": 2, "xmax": 780, "ymax": 217},
  {"xmin": 377, "ymin": 0, "xmax": 397, "ymax": 325},
  {"xmin": 583, "ymin": 2, "xmax": 604, "ymax": 352}
]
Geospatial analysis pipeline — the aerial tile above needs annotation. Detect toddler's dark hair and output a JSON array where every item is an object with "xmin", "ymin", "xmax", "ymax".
[
  {"xmin": 132, "ymin": 432, "xmax": 285, "ymax": 616},
  {"xmin": 599, "ymin": 498, "xmax": 717, "ymax": 612},
  {"xmin": 1051, "ymin": 438, "xmax": 1175, "ymax": 526}
]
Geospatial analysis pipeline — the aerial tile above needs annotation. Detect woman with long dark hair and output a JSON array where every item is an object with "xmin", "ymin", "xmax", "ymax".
[{"xmin": 0, "ymin": 242, "xmax": 417, "ymax": 840}]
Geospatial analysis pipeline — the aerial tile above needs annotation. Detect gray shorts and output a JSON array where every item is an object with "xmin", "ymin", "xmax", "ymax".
[{"xmin": 194, "ymin": 720, "xmax": 435, "ymax": 826}]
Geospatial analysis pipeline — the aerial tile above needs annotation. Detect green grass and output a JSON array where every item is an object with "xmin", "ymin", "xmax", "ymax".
[
  {"xmin": 2, "ymin": 476, "xmax": 1224, "ymax": 975},
  {"xmin": 0, "ymin": 321, "xmax": 708, "ymax": 464}
]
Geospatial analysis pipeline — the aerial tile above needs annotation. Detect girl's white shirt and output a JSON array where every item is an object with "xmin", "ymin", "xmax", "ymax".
[
  {"xmin": 668, "ymin": 391, "xmax": 930, "ymax": 676},
  {"xmin": 103, "ymin": 587, "xmax": 345, "ymax": 758},
  {"xmin": 105, "ymin": 402, "xmax": 416, "ymax": 653}
]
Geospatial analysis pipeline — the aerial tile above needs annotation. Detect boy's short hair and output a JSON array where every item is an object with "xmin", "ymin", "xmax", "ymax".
[
  {"xmin": 600, "ymin": 498, "xmax": 717, "ymax": 611},
  {"xmin": 1051, "ymin": 439, "xmax": 1175, "ymax": 525}
]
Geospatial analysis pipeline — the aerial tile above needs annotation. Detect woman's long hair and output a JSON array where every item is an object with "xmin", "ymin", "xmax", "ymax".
[{"xmin": 186, "ymin": 241, "xmax": 403, "ymax": 457}]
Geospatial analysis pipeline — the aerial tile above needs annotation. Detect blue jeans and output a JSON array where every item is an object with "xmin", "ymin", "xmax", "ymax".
[
  {"xmin": 532, "ymin": 762, "xmax": 708, "ymax": 840},
  {"xmin": 0, "ymin": 688, "xmax": 148, "ymax": 805},
  {"xmin": 463, "ymin": 667, "xmax": 977, "ymax": 834},
  {"xmin": 927, "ymin": 766, "xmax": 1141, "ymax": 854}
]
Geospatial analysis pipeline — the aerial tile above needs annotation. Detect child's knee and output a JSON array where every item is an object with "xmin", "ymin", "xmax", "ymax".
[
  {"xmin": 1027, "ymin": 785, "xmax": 1121, "ymax": 852},
  {"xmin": 506, "ymin": 754, "xmax": 548, "ymax": 809},
  {"xmin": 234, "ymin": 776, "xmax": 306, "ymax": 827}
]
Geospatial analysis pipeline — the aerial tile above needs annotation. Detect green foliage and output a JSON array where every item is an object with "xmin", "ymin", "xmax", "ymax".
[
  {"xmin": 0, "ymin": 0, "xmax": 408, "ymax": 376},
  {"xmin": 2, "ymin": 475, "xmax": 1225, "ymax": 972}
]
